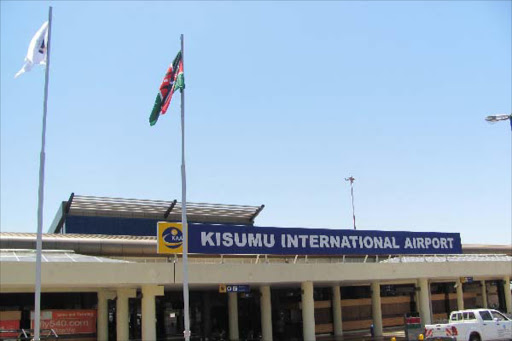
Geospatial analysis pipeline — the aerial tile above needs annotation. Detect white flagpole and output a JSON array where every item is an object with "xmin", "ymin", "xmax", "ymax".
[
  {"xmin": 34, "ymin": 6, "xmax": 52, "ymax": 341},
  {"xmin": 180, "ymin": 33, "xmax": 191, "ymax": 341}
]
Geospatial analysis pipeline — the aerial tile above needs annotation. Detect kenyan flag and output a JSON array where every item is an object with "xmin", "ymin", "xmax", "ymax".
[{"xmin": 149, "ymin": 51, "xmax": 185, "ymax": 126}]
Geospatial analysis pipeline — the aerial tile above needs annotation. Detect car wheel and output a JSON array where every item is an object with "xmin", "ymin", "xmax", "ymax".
[{"xmin": 468, "ymin": 333, "xmax": 481, "ymax": 341}]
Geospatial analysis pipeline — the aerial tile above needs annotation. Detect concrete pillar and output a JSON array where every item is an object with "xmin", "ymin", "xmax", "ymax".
[
  {"xmin": 331, "ymin": 286, "xmax": 343, "ymax": 337},
  {"xmin": 415, "ymin": 284, "xmax": 421, "ymax": 313},
  {"xmin": 504, "ymin": 276, "xmax": 512, "ymax": 314},
  {"xmin": 417, "ymin": 279, "xmax": 432, "ymax": 326},
  {"xmin": 301, "ymin": 281, "xmax": 316, "ymax": 341},
  {"xmin": 260, "ymin": 286, "xmax": 273, "ymax": 341},
  {"xmin": 481, "ymin": 280, "xmax": 488, "ymax": 308},
  {"xmin": 456, "ymin": 278, "xmax": 464, "ymax": 310},
  {"xmin": 371, "ymin": 282, "xmax": 383, "ymax": 337},
  {"xmin": 228, "ymin": 292, "xmax": 239, "ymax": 341},
  {"xmin": 116, "ymin": 288, "xmax": 136, "ymax": 341},
  {"xmin": 141, "ymin": 285, "xmax": 164, "ymax": 341},
  {"xmin": 97, "ymin": 291, "xmax": 116, "ymax": 341}
]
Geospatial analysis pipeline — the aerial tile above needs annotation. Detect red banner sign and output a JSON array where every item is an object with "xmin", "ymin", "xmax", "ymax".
[
  {"xmin": 0, "ymin": 320, "xmax": 20, "ymax": 338},
  {"xmin": 31, "ymin": 310, "xmax": 96, "ymax": 335}
]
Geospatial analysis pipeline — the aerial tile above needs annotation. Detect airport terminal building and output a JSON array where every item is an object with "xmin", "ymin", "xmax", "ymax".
[{"xmin": 1, "ymin": 194, "xmax": 511, "ymax": 341}]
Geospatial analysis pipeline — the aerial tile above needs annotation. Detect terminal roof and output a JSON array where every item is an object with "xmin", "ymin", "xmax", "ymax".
[{"xmin": 49, "ymin": 194, "xmax": 265, "ymax": 232}]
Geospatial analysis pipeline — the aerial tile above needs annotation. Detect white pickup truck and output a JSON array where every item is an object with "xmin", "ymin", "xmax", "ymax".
[{"xmin": 424, "ymin": 309, "xmax": 512, "ymax": 341}]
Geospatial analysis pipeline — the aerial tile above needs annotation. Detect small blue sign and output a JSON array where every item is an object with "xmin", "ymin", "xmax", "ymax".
[{"xmin": 226, "ymin": 285, "xmax": 250, "ymax": 293}]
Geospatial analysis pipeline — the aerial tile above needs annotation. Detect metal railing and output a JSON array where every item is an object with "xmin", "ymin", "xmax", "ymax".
[
  {"xmin": 108, "ymin": 253, "xmax": 511, "ymax": 265},
  {"xmin": 0, "ymin": 328, "xmax": 58, "ymax": 340}
]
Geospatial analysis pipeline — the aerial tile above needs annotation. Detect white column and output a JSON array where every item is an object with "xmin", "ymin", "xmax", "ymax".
[
  {"xmin": 504, "ymin": 276, "xmax": 512, "ymax": 314},
  {"xmin": 331, "ymin": 286, "xmax": 343, "ymax": 337},
  {"xmin": 228, "ymin": 292, "xmax": 239, "ymax": 341},
  {"xmin": 481, "ymin": 280, "xmax": 488, "ymax": 308},
  {"xmin": 371, "ymin": 282, "xmax": 383, "ymax": 337},
  {"xmin": 141, "ymin": 285, "xmax": 164, "ymax": 341},
  {"xmin": 301, "ymin": 281, "xmax": 316, "ymax": 341},
  {"xmin": 97, "ymin": 291, "xmax": 116, "ymax": 341},
  {"xmin": 116, "ymin": 288, "xmax": 136, "ymax": 341},
  {"xmin": 260, "ymin": 286, "xmax": 273, "ymax": 341},
  {"xmin": 456, "ymin": 278, "xmax": 464, "ymax": 310},
  {"xmin": 417, "ymin": 279, "xmax": 431, "ymax": 326}
]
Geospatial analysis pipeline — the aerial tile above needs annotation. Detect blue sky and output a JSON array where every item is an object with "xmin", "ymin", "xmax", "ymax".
[{"xmin": 1, "ymin": 1, "xmax": 510, "ymax": 245}]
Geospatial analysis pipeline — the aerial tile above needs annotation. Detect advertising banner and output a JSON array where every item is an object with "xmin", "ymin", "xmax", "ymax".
[
  {"xmin": 31, "ymin": 310, "xmax": 96, "ymax": 335},
  {"xmin": 184, "ymin": 223, "xmax": 462, "ymax": 255},
  {"xmin": 0, "ymin": 311, "xmax": 21, "ymax": 338},
  {"xmin": 0, "ymin": 320, "xmax": 20, "ymax": 338}
]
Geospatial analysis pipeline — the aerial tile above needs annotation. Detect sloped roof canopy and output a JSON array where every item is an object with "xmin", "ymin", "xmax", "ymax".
[{"xmin": 49, "ymin": 194, "xmax": 265, "ymax": 233}]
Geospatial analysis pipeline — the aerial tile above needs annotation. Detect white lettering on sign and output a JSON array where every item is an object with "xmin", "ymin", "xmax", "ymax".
[
  {"xmin": 404, "ymin": 237, "xmax": 455, "ymax": 249},
  {"xmin": 200, "ymin": 232, "xmax": 458, "ymax": 253},
  {"xmin": 201, "ymin": 232, "xmax": 275, "ymax": 248}
]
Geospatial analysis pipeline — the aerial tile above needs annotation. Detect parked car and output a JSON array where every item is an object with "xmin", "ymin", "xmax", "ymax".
[{"xmin": 424, "ymin": 309, "xmax": 512, "ymax": 341}]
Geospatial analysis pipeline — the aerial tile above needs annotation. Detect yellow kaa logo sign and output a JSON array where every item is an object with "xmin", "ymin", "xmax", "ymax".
[{"xmin": 157, "ymin": 222, "xmax": 184, "ymax": 254}]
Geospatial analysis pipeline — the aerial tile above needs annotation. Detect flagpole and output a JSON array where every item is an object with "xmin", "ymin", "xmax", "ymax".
[
  {"xmin": 180, "ymin": 33, "xmax": 191, "ymax": 341},
  {"xmin": 34, "ymin": 6, "xmax": 52, "ymax": 341}
]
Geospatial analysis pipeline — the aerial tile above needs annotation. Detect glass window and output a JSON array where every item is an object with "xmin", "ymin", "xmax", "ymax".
[
  {"xmin": 491, "ymin": 311, "xmax": 508, "ymax": 321},
  {"xmin": 457, "ymin": 313, "xmax": 462, "ymax": 321},
  {"xmin": 450, "ymin": 313, "xmax": 458, "ymax": 321},
  {"xmin": 463, "ymin": 312, "xmax": 476, "ymax": 320},
  {"xmin": 479, "ymin": 311, "xmax": 493, "ymax": 321}
]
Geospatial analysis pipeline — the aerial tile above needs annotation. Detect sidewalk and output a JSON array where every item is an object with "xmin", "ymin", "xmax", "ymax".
[{"xmin": 317, "ymin": 327, "xmax": 407, "ymax": 341}]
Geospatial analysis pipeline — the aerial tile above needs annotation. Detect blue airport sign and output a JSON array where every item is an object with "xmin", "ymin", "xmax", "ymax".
[
  {"xmin": 64, "ymin": 216, "xmax": 462, "ymax": 255},
  {"xmin": 188, "ymin": 224, "xmax": 462, "ymax": 255}
]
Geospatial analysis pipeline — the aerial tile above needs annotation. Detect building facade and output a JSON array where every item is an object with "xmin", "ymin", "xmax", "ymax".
[{"xmin": 1, "ymin": 195, "xmax": 511, "ymax": 341}]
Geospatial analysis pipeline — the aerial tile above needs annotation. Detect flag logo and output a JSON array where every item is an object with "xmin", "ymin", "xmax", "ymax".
[
  {"xmin": 157, "ymin": 222, "xmax": 184, "ymax": 254},
  {"xmin": 149, "ymin": 51, "xmax": 185, "ymax": 126},
  {"xmin": 15, "ymin": 21, "xmax": 49, "ymax": 78}
]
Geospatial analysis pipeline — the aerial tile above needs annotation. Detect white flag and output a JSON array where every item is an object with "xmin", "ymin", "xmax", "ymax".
[{"xmin": 15, "ymin": 21, "xmax": 49, "ymax": 78}]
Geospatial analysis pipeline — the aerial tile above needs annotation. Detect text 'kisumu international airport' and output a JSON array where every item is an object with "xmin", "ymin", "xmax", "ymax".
[{"xmin": 1, "ymin": 194, "xmax": 511, "ymax": 341}]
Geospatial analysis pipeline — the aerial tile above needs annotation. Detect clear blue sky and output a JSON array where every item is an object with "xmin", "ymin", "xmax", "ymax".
[{"xmin": 1, "ymin": 1, "xmax": 511, "ymax": 245}]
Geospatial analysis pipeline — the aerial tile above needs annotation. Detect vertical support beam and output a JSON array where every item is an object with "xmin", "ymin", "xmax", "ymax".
[
  {"xmin": 456, "ymin": 278, "xmax": 464, "ymax": 310},
  {"xmin": 260, "ymin": 286, "xmax": 273, "ymax": 341},
  {"xmin": 415, "ymin": 283, "xmax": 421, "ymax": 313},
  {"xmin": 301, "ymin": 281, "xmax": 316, "ymax": 341},
  {"xmin": 116, "ymin": 289, "xmax": 136, "ymax": 341},
  {"xmin": 141, "ymin": 285, "xmax": 164, "ymax": 341},
  {"xmin": 228, "ymin": 292, "xmax": 239, "ymax": 341},
  {"xmin": 417, "ymin": 279, "xmax": 432, "ymax": 326},
  {"xmin": 504, "ymin": 276, "xmax": 512, "ymax": 314},
  {"xmin": 98, "ymin": 293, "xmax": 109, "ymax": 341},
  {"xmin": 481, "ymin": 280, "xmax": 488, "ymax": 308},
  {"xmin": 97, "ymin": 291, "xmax": 116, "ymax": 341},
  {"xmin": 371, "ymin": 282, "xmax": 383, "ymax": 337},
  {"xmin": 331, "ymin": 286, "xmax": 343, "ymax": 336}
]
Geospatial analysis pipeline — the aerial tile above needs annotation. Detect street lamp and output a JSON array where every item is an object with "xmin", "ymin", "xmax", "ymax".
[
  {"xmin": 485, "ymin": 114, "xmax": 511, "ymax": 244},
  {"xmin": 485, "ymin": 114, "xmax": 512, "ymax": 128},
  {"xmin": 344, "ymin": 176, "xmax": 356, "ymax": 230}
]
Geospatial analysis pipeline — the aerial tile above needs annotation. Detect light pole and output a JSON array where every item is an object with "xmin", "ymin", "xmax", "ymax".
[
  {"xmin": 344, "ymin": 176, "xmax": 356, "ymax": 230},
  {"xmin": 485, "ymin": 114, "xmax": 511, "ymax": 247}
]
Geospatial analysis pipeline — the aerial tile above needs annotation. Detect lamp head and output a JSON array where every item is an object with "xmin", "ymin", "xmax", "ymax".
[{"xmin": 485, "ymin": 114, "xmax": 511, "ymax": 123}]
